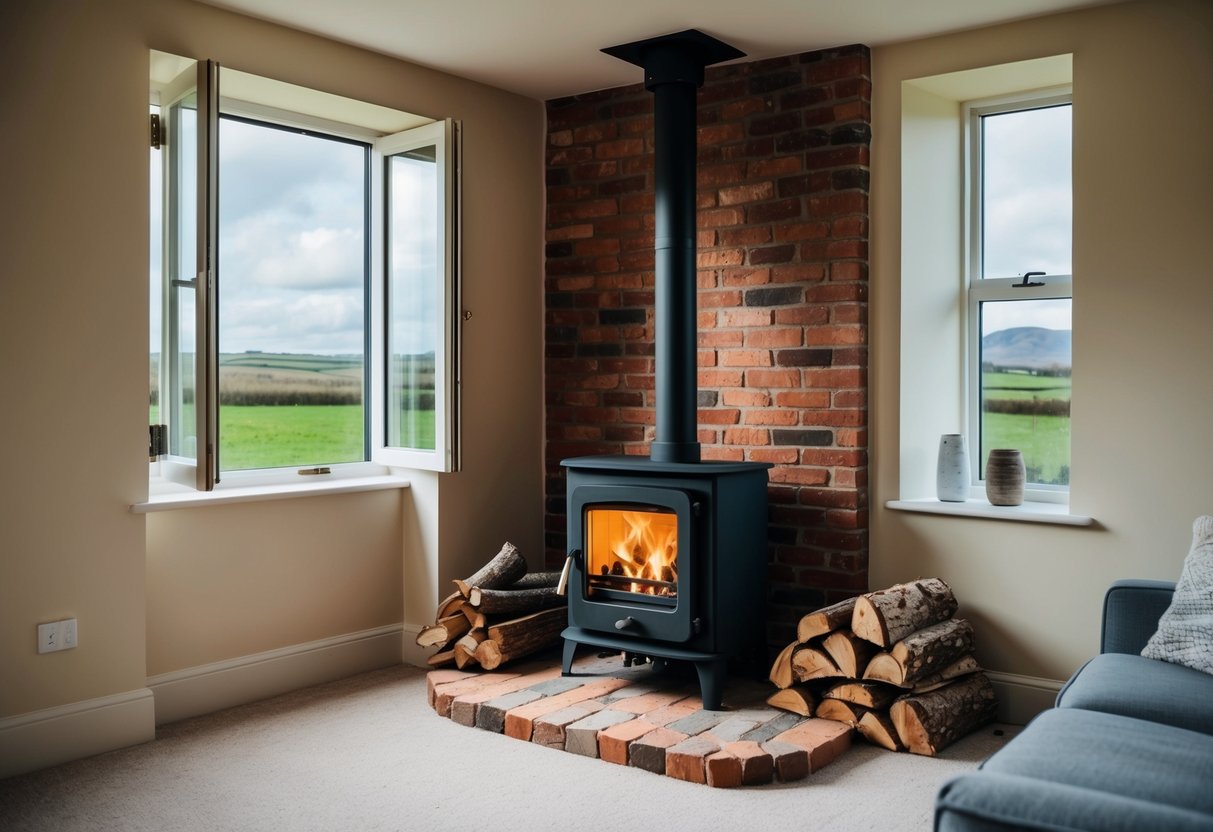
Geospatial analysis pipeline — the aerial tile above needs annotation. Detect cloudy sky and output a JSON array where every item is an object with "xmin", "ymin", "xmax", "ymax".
[
  {"xmin": 981, "ymin": 103, "xmax": 1072, "ymax": 336},
  {"xmin": 151, "ymin": 111, "xmax": 439, "ymax": 358},
  {"xmin": 218, "ymin": 118, "xmax": 367, "ymax": 356},
  {"xmin": 152, "ymin": 102, "xmax": 1069, "ymax": 359}
]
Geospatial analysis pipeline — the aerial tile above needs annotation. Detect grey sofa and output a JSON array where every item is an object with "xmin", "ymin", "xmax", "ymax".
[{"xmin": 935, "ymin": 580, "xmax": 1213, "ymax": 831}]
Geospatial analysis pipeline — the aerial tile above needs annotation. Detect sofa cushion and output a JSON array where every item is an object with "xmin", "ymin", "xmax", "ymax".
[
  {"xmin": 1057, "ymin": 652, "xmax": 1213, "ymax": 735},
  {"xmin": 1142, "ymin": 514, "xmax": 1213, "ymax": 675},
  {"xmin": 978, "ymin": 708, "xmax": 1213, "ymax": 818},
  {"xmin": 937, "ymin": 771, "xmax": 1213, "ymax": 832}
]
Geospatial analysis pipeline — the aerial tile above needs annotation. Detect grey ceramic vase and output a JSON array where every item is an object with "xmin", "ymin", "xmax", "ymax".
[
  {"xmin": 985, "ymin": 449, "xmax": 1025, "ymax": 506},
  {"xmin": 936, "ymin": 434, "xmax": 969, "ymax": 502}
]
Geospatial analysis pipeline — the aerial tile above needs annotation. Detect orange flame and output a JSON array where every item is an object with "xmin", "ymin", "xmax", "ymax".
[{"xmin": 587, "ymin": 508, "xmax": 678, "ymax": 596}]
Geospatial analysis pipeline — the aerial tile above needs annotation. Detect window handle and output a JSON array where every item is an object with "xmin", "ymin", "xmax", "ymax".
[{"xmin": 1012, "ymin": 271, "xmax": 1046, "ymax": 288}]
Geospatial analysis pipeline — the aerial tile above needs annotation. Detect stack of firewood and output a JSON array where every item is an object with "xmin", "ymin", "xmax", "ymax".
[
  {"xmin": 766, "ymin": 578, "xmax": 997, "ymax": 756},
  {"xmin": 417, "ymin": 542, "xmax": 566, "ymax": 671}
]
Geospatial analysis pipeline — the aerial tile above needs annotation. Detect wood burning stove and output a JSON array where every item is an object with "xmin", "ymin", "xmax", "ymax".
[
  {"xmin": 561, "ymin": 457, "xmax": 769, "ymax": 709},
  {"xmin": 558, "ymin": 31, "xmax": 771, "ymax": 710}
]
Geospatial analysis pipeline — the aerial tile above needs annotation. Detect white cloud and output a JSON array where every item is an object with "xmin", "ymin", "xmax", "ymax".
[
  {"xmin": 983, "ymin": 298, "xmax": 1071, "ymax": 335},
  {"xmin": 224, "ymin": 218, "xmax": 364, "ymax": 290},
  {"xmin": 221, "ymin": 291, "xmax": 364, "ymax": 354}
]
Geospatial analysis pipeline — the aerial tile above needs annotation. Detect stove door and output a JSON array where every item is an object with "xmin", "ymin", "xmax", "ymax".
[{"xmin": 570, "ymin": 484, "xmax": 697, "ymax": 643}]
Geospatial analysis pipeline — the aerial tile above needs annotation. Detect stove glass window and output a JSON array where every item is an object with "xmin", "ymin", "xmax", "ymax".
[{"xmin": 585, "ymin": 505, "xmax": 678, "ymax": 601}]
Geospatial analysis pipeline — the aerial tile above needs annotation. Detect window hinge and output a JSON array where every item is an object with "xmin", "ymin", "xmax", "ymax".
[
  {"xmin": 150, "ymin": 113, "xmax": 164, "ymax": 150},
  {"xmin": 149, "ymin": 424, "xmax": 168, "ymax": 460}
]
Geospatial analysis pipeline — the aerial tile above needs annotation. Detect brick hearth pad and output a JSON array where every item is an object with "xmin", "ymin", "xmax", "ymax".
[{"xmin": 426, "ymin": 651, "xmax": 852, "ymax": 788}]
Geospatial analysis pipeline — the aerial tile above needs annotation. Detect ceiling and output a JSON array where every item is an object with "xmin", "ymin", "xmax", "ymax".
[{"xmin": 196, "ymin": 0, "xmax": 1118, "ymax": 100}]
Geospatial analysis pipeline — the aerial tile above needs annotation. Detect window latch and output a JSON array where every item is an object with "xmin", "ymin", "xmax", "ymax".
[{"xmin": 1012, "ymin": 271, "xmax": 1046, "ymax": 288}]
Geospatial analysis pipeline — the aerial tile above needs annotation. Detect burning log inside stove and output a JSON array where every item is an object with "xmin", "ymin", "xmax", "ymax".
[
  {"xmin": 416, "ymin": 541, "xmax": 568, "ymax": 671},
  {"xmin": 586, "ymin": 507, "xmax": 679, "ymax": 597}
]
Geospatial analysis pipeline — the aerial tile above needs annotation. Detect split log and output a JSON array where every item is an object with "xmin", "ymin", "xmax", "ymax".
[
  {"xmin": 434, "ymin": 591, "xmax": 464, "ymax": 620},
  {"xmin": 815, "ymin": 699, "xmax": 870, "ymax": 727},
  {"xmin": 452, "ymin": 631, "xmax": 485, "ymax": 669},
  {"xmin": 765, "ymin": 686, "xmax": 817, "ymax": 717},
  {"xmin": 461, "ymin": 605, "xmax": 488, "ymax": 631},
  {"xmin": 890, "ymin": 673, "xmax": 997, "ymax": 756},
  {"xmin": 857, "ymin": 710, "xmax": 905, "ymax": 752},
  {"xmin": 487, "ymin": 606, "xmax": 567, "ymax": 648},
  {"xmin": 504, "ymin": 571, "xmax": 562, "ymax": 590},
  {"xmin": 791, "ymin": 645, "xmax": 843, "ymax": 682},
  {"xmin": 474, "ymin": 607, "xmax": 567, "ymax": 670},
  {"xmin": 823, "ymin": 681, "xmax": 899, "ymax": 710},
  {"xmin": 453, "ymin": 541, "xmax": 527, "ymax": 597},
  {"xmin": 470, "ymin": 585, "xmax": 566, "ymax": 615},
  {"xmin": 796, "ymin": 597, "xmax": 858, "ymax": 642},
  {"xmin": 862, "ymin": 619, "xmax": 975, "ymax": 687},
  {"xmin": 425, "ymin": 648, "xmax": 456, "ymax": 668},
  {"xmin": 909, "ymin": 654, "xmax": 982, "ymax": 693},
  {"xmin": 768, "ymin": 641, "xmax": 797, "ymax": 690},
  {"xmin": 415, "ymin": 612, "xmax": 471, "ymax": 649},
  {"xmin": 822, "ymin": 630, "xmax": 877, "ymax": 678},
  {"xmin": 851, "ymin": 577, "xmax": 958, "ymax": 648}
]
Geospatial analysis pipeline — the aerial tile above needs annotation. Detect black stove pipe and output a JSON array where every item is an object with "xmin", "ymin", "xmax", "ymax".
[{"xmin": 603, "ymin": 31, "xmax": 745, "ymax": 465}]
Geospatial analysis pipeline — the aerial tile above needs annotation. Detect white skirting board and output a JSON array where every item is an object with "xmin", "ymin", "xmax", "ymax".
[
  {"xmin": 0, "ymin": 688, "xmax": 156, "ymax": 779},
  {"xmin": 401, "ymin": 622, "xmax": 435, "ymax": 668},
  {"xmin": 986, "ymin": 670, "xmax": 1064, "ymax": 725},
  {"xmin": 147, "ymin": 624, "xmax": 406, "ymax": 726}
]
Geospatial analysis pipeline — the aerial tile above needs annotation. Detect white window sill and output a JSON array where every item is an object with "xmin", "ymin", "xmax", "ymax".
[
  {"xmin": 885, "ymin": 498, "xmax": 1093, "ymax": 526},
  {"xmin": 131, "ymin": 473, "xmax": 410, "ymax": 513}
]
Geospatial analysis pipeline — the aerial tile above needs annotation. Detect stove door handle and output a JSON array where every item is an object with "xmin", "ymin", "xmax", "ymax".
[
  {"xmin": 615, "ymin": 616, "xmax": 638, "ymax": 631},
  {"xmin": 556, "ymin": 549, "xmax": 580, "ymax": 596}
]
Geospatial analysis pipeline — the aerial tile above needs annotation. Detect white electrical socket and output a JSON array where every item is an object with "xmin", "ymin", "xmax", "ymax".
[{"xmin": 37, "ymin": 618, "xmax": 78, "ymax": 654}]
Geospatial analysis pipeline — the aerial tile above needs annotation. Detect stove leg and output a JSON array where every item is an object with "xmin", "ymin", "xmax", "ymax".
[
  {"xmin": 694, "ymin": 658, "xmax": 727, "ymax": 711},
  {"xmin": 561, "ymin": 637, "xmax": 579, "ymax": 676}
]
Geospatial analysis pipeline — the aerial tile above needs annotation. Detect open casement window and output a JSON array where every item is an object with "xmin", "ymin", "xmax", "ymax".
[
  {"xmin": 371, "ymin": 120, "xmax": 461, "ymax": 472},
  {"xmin": 152, "ymin": 52, "xmax": 460, "ymax": 492},
  {"xmin": 964, "ymin": 91, "xmax": 1072, "ymax": 498}
]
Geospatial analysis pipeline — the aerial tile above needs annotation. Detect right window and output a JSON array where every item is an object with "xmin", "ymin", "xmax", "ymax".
[{"xmin": 967, "ymin": 94, "xmax": 1072, "ymax": 495}]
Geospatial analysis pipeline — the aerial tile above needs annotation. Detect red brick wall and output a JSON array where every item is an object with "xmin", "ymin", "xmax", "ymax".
[{"xmin": 544, "ymin": 46, "xmax": 871, "ymax": 644}]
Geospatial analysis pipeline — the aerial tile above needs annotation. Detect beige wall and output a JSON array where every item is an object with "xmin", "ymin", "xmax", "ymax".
[
  {"xmin": 871, "ymin": 0, "xmax": 1213, "ymax": 681},
  {"xmin": 0, "ymin": 0, "xmax": 543, "ymax": 721},
  {"xmin": 145, "ymin": 492, "xmax": 404, "ymax": 675}
]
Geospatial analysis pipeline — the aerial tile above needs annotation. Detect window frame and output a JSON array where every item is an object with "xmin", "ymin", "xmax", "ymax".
[
  {"xmin": 150, "ymin": 55, "xmax": 460, "ymax": 494},
  {"xmin": 962, "ymin": 88, "xmax": 1073, "ymax": 502}
]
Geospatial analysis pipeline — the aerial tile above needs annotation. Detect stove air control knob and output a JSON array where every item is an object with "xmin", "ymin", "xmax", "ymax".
[{"xmin": 615, "ymin": 616, "xmax": 637, "ymax": 631}]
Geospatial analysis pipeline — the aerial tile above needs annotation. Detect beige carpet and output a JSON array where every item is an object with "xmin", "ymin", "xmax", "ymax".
[{"xmin": 0, "ymin": 665, "xmax": 1015, "ymax": 832}]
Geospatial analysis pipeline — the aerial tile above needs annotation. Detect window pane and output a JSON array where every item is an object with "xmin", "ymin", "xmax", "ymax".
[
  {"xmin": 167, "ymin": 95, "xmax": 197, "ymax": 459},
  {"xmin": 387, "ymin": 147, "xmax": 439, "ymax": 451},
  {"xmin": 981, "ymin": 105, "xmax": 1071, "ymax": 279},
  {"xmin": 217, "ymin": 117, "xmax": 367, "ymax": 471},
  {"xmin": 980, "ymin": 299, "xmax": 1071, "ymax": 486}
]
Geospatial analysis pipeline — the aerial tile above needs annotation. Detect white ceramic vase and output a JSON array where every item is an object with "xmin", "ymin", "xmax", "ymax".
[{"xmin": 936, "ymin": 434, "xmax": 969, "ymax": 502}]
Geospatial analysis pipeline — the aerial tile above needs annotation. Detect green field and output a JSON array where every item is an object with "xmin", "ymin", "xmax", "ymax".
[
  {"xmin": 152, "ymin": 405, "xmax": 436, "ymax": 470},
  {"xmin": 150, "ymin": 352, "xmax": 436, "ymax": 470},
  {"xmin": 982, "ymin": 371, "xmax": 1071, "ymax": 401},
  {"xmin": 220, "ymin": 405, "xmax": 365, "ymax": 470},
  {"xmin": 981, "ymin": 370, "xmax": 1071, "ymax": 486}
]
